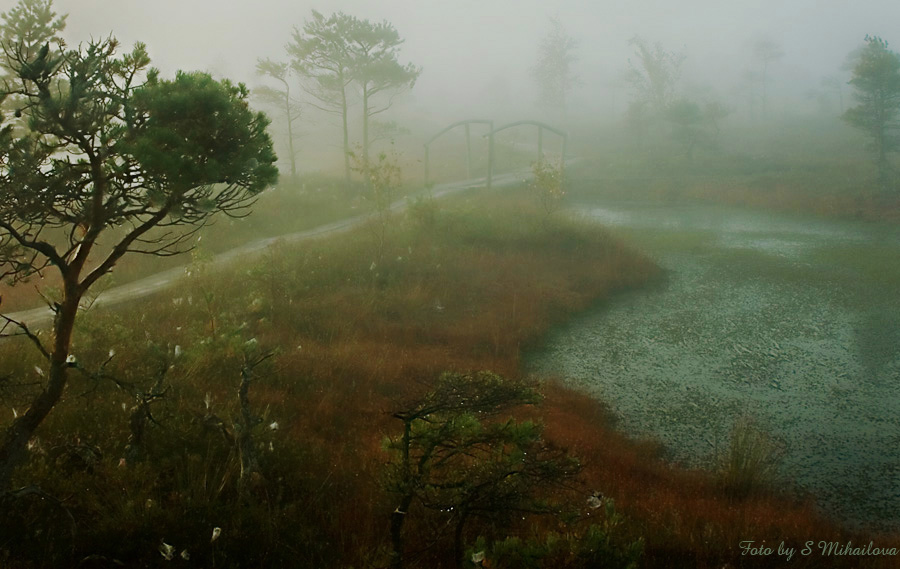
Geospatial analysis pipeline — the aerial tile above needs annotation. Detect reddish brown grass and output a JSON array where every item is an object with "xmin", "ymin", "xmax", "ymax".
[{"xmin": 2, "ymin": 189, "xmax": 897, "ymax": 568}]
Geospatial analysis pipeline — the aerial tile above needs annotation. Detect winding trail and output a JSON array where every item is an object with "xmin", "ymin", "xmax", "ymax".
[{"xmin": 2, "ymin": 168, "xmax": 538, "ymax": 329}]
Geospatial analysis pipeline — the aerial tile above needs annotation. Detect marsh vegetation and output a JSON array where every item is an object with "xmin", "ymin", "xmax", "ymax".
[{"xmin": 2, "ymin": 1, "xmax": 900, "ymax": 567}]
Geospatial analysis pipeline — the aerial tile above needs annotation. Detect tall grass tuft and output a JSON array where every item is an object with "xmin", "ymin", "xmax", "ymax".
[{"xmin": 718, "ymin": 414, "xmax": 780, "ymax": 499}]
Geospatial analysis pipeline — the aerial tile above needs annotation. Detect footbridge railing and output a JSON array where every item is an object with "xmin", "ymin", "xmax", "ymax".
[
  {"xmin": 423, "ymin": 119, "xmax": 568, "ymax": 189},
  {"xmin": 424, "ymin": 119, "xmax": 494, "ymax": 188}
]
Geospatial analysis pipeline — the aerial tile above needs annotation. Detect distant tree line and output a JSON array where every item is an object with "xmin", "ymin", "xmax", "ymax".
[
  {"xmin": 256, "ymin": 10, "xmax": 421, "ymax": 182},
  {"xmin": 613, "ymin": 30, "xmax": 900, "ymax": 183},
  {"xmin": 620, "ymin": 36, "xmax": 729, "ymax": 163}
]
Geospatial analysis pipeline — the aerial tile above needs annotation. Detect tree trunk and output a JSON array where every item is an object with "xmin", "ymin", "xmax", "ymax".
[
  {"xmin": 389, "ymin": 494, "xmax": 413, "ymax": 569},
  {"xmin": 389, "ymin": 419, "xmax": 413, "ymax": 569},
  {"xmin": 453, "ymin": 511, "xmax": 469, "ymax": 569},
  {"xmin": 876, "ymin": 103, "xmax": 888, "ymax": 187},
  {"xmin": 237, "ymin": 364, "xmax": 260, "ymax": 487},
  {"xmin": 341, "ymin": 88, "xmax": 351, "ymax": 184},
  {"xmin": 0, "ymin": 293, "xmax": 80, "ymax": 490},
  {"xmin": 285, "ymin": 93, "xmax": 297, "ymax": 179},
  {"xmin": 362, "ymin": 85, "xmax": 370, "ymax": 163}
]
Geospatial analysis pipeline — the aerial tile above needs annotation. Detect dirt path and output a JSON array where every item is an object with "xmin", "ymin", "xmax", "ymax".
[{"xmin": 2, "ymin": 168, "xmax": 536, "ymax": 329}]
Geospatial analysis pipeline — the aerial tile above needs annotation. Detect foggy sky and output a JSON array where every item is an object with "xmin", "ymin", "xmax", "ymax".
[{"xmin": 38, "ymin": 0, "xmax": 900, "ymax": 119}]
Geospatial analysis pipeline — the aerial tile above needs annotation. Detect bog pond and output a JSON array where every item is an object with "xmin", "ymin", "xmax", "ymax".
[{"xmin": 526, "ymin": 199, "xmax": 900, "ymax": 531}]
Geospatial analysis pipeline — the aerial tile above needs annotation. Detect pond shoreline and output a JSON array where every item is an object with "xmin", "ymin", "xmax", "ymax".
[{"xmin": 527, "ymin": 199, "xmax": 900, "ymax": 532}]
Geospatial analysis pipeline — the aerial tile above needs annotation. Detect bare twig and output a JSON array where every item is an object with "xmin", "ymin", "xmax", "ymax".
[{"xmin": 0, "ymin": 314, "xmax": 50, "ymax": 360}]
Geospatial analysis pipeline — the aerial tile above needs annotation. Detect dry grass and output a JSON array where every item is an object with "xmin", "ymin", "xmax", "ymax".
[
  {"xmin": 565, "ymin": 130, "xmax": 900, "ymax": 223},
  {"xmin": 0, "ymin": 174, "xmax": 378, "ymax": 313},
  {"xmin": 0, "ymin": 187, "xmax": 896, "ymax": 568}
]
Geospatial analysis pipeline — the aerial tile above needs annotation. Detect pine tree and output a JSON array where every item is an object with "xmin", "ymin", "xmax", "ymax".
[
  {"xmin": 0, "ymin": 0, "xmax": 66, "ymax": 75},
  {"xmin": 843, "ymin": 35, "xmax": 900, "ymax": 184}
]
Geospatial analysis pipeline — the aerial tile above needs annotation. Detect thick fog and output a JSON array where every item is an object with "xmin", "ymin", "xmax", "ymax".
[
  {"xmin": 3, "ymin": 2, "xmax": 900, "ymax": 562},
  {"xmin": 50, "ymin": 0, "xmax": 900, "ymax": 122}
]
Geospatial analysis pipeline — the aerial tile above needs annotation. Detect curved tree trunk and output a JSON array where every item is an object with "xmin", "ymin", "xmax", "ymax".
[{"xmin": 0, "ymin": 294, "xmax": 80, "ymax": 490}]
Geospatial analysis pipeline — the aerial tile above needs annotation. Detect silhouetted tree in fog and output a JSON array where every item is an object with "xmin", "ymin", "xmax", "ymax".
[
  {"xmin": 0, "ymin": 0, "xmax": 65, "ymax": 76},
  {"xmin": 624, "ymin": 36, "xmax": 684, "ymax": 114},
  {"xmin": 287, "ymin": 11, "xmax": 419, "ymax": 178},
  {"xmin": 255, "ymin": 58, "xmax": 303, "ymax": 178},
  {"xmin": 664, "ymin": 99, "xmax": 705, "ymax": 161},
  {"xmin": 752, "ymin": 38, "xmax": 784, "ymax": 118},
  {"xmin": 623, "ymin": 37, "xmax": 684, "ymax": 151},
  {"xmin": 345, "ymin": 17, "xmax": 420, "ymax": 163},
  {"xmin": 843, "ymin": 35, "xmax": 900, "ymax": 185},
  {"xmin": 532, "ymin": 17, "xmax": 579, "ymax": 118},
  {"xmin": 288, "ymin": 11, "xmax": 357, "ymax": 182}
]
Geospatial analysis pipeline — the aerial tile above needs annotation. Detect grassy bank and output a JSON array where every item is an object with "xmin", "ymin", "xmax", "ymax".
[
  {"xmin": 566, "ymin": 118, "xmax": 900, "ymax": 222},
  {"xmin": 0, "ymin": 187, "xmax": 895, "ymax": 568},
  {"xmin": 0, "ymin": 175, "xmax": 376, "ymax": 313},
  {"xmin": 0, "ymin": 136, "xmax": 539, "ymax": 316}
]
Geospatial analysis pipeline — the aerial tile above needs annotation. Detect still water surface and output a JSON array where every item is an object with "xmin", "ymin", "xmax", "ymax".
[{"xmin": 527, "ymin": 200, "xmax": 900, "ymax": 530}]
